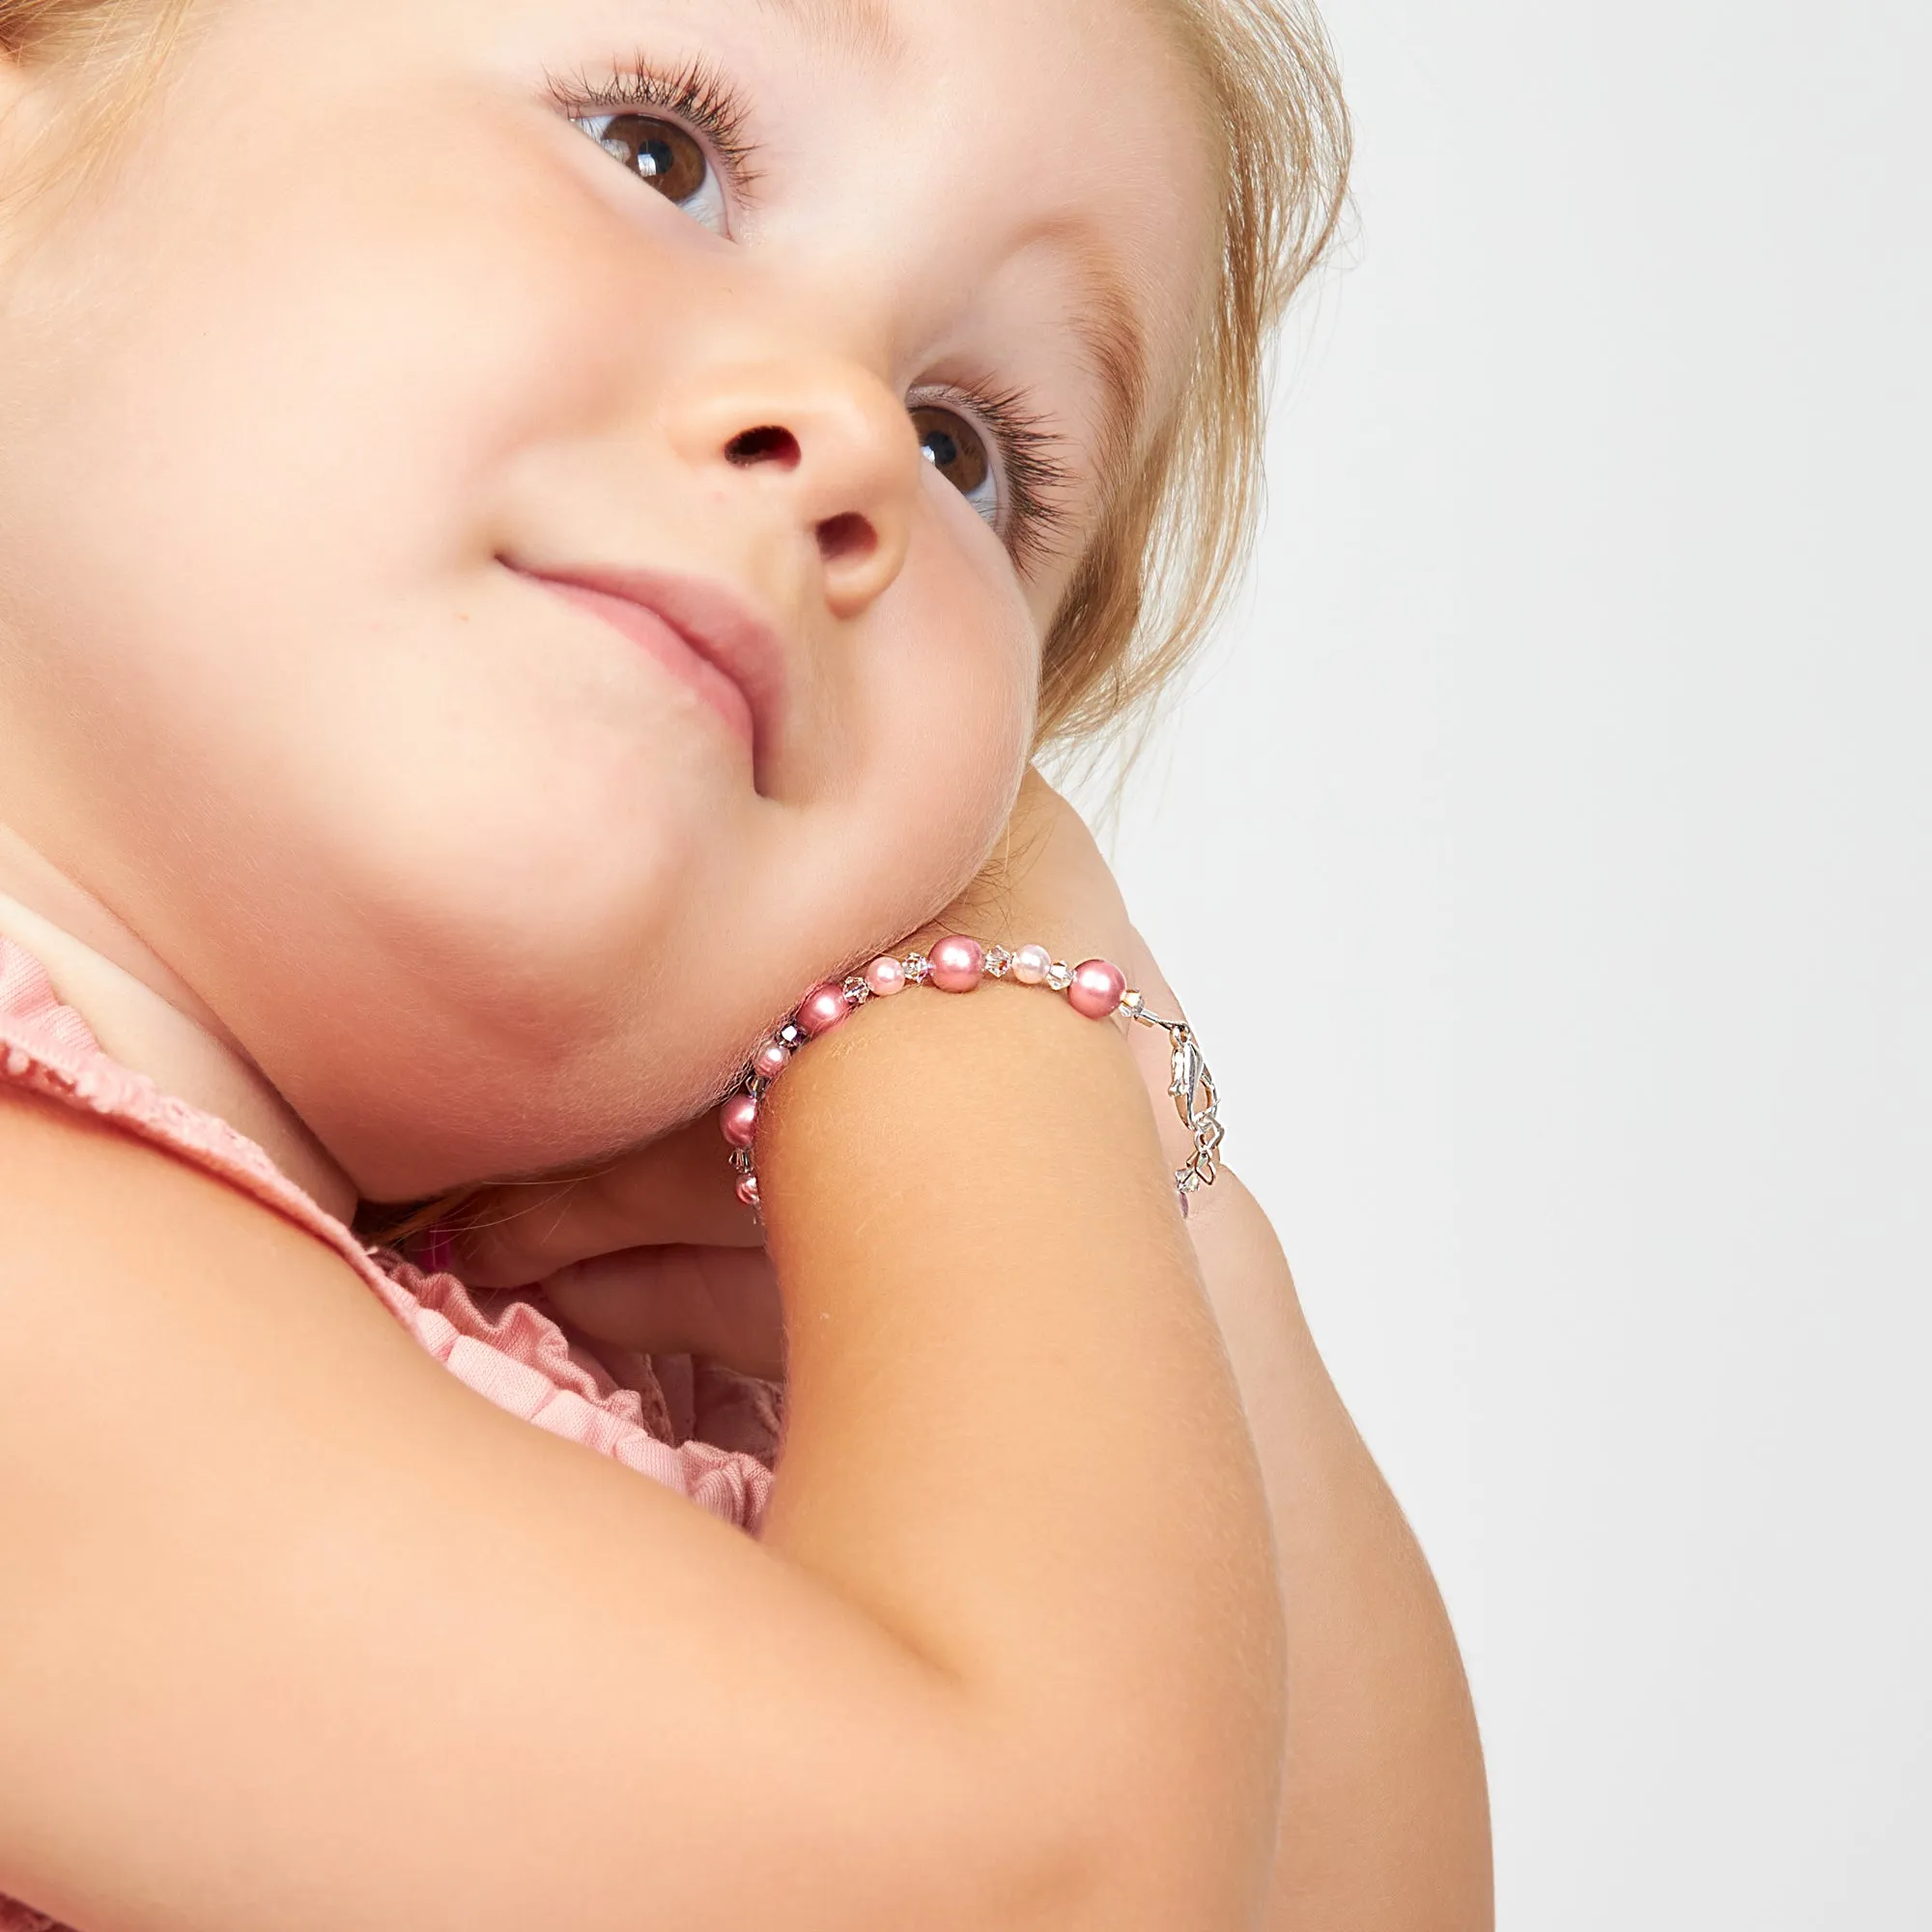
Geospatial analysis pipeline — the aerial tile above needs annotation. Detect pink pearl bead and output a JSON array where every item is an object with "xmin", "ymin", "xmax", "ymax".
[
  {"xmin": 797, "ymin": 982, "xmax": 853, "ymax": 1038},
  {"xmin": 927, "ymin": 935, "xmax": 986, "ymax": 993},
  {"xmin": 721, "ymin": 1093, "xmax": 759, "ymax": 1149},
  {"xmin": 753, "ymin": 1040, "xmax": 790, "ymax": 1082},
  {"xmin": 1068, "ymin": 957, "xmax": 1128, "ymax": 1020},
  {"xmin": 1011, "ymin": 944, "xmax": 1053, "ymax": 986},
  {"xmin": 865, "ymin": 955, "xmax": 908, "ymax": 997},
  {"xmin": 736, "ymin": 1177, "xmax": 761, "ymax": 1209}
]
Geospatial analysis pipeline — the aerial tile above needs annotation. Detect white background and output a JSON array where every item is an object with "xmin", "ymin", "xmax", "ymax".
[{"xmin": 1081, "ymin": 2, "xmax": 1931, "ymax": 1923}]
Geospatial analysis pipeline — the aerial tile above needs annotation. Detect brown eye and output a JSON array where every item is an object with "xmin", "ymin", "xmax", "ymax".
[
  {"xmin": 597, "ymin": 114, "xmax": 708, "ymax": 201},
  {"xmin": 574, "ymin": 111, "xmax": 729, "ymax": 233},
  {"xmin": 912, "ymin": 407, "xmax": 998, "ymax": 523}
]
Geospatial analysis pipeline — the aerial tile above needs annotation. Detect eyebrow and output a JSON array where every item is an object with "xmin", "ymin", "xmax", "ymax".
[
  {"xmin": 746, "ymin": 6, "xmax": 1149, "ymax": 475},
  {"xmin": 1059, "ymin": 235, "xmax": 1152, "ymax": 486},
  {"xmin": 753, "ymin": 0, "xmax": 903, "ymax": 65}
]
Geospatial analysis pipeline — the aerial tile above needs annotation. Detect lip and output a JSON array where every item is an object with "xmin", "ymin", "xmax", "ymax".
[{"xmin": 505, "ymin": 557, "xmax": 786, "ymax": 781}]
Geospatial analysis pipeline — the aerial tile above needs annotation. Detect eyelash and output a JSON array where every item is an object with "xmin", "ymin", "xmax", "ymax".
[
  {"xmin": 547, "ymin": 57, "xmax": 1078, "ymax": 574},
  {"xmin": 942, "ymin": 383, "xmax": 1077, "ymax": 575},
  {"xmin": 546, "ymin": 55, "xmax": 763, "ymax": 196}
]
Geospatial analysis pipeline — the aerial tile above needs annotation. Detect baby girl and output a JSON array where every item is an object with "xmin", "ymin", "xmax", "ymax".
[{"xmin": 0, "ymin": 0, "xmax": 1490, "ymax": 1925}]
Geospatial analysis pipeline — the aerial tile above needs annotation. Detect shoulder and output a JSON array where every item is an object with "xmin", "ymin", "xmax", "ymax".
[
  {"xmin": 0, "ymin": 1074, "xmax": 355, "ymax": 1286},
  {"xmin": 0, "ymin": 1081, "xmax": 419, "ymax": 1443}
]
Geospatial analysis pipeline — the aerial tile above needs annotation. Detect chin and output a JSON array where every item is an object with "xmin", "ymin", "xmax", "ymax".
[{"xmin": 306, "ymin": 1020, "xmax": 725, "ymax": 1205}]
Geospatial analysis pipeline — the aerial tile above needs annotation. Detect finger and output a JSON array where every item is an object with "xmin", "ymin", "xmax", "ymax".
[
  {"xmin": 542, "ymin": 1244, "xmax": 785, "ymax": 1384},
  {"xmin": 453, "ymin": 1112, "xmax": 759, "ymax": 1289}
]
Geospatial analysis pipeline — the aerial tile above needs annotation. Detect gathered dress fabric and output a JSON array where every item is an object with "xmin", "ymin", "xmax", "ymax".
[{"xmin": 0, "ymin": 933, "xmax": 786, "ymax": 1932}]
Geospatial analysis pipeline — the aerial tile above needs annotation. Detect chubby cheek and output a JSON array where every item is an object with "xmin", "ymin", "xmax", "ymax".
[{"xmin": 833, "ymin": 519, "xmax": 1040, "ymax": 948}]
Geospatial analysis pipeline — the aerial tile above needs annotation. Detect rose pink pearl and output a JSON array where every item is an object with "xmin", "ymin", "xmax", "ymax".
[
  {"xmin": 736, "ymin": 1177, "xmax": 762, "ymax": 1209},
  {"xmin": 721, "ymin": 1093, "xmax": 759, "ymax": 1149},
  {"xmin": 753, "ymin": 1041, "xmax": 791, "ymax": 1082},
  {"xmin": 865, "ymin": 955, "xmax": 908, "ymax": 997},
  {"xmin": 1068, "ymin": 957, "xmax": 1128, "ymax": 1020},
  {"xmin": 1011, "ymin": 944, "xmax": 1053, "ymax": 986},
  {"xmin": 927, "ymin": 935, "xmax": 986, "ymax": 993},
  {"xmin": 797, "ymin": 982, "xmax": 853, "ymax": 1038}
]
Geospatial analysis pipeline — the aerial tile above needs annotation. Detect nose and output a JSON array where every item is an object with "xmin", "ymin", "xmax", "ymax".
[{"xmin": 666, "ymin": 359, "xmax": 920, "ymax": 622}]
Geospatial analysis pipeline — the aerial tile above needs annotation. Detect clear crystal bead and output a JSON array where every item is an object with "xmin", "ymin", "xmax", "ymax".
[
  {"xmin": 747, "ymin": 1075, "xmax": 769, "ymax": 1100},
  {"xmin": 1047, "ymin": 960, "xmax": 1074, "ymax": 992},
  {"xmin": 843, "ymin": 975, "xmax": 870, "ymax": 1004},
  {"xmin": 779, "ymin": 1022, "xmax": 805, "ymax": 1047},
  {"xmin": 1121, "ymin": 988, "xmax": 1145, "ymax": 1016},
  {"xmin": 1172, "ymin": 1037, "xmax": 1206, "ymax": 1110},
  {"xmin": 904, "ymin": 952, "xmax": 931, "ymax": 983},
  {"xmin": 730, "ymin": 1149, "xmax": 755, "ymax": 1174},
  {"xmin": 985, "ymin": 946, "xmax": 1013, "ymax": 979}
]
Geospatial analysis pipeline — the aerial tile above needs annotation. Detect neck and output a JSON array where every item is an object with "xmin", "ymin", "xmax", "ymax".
[{"xmin": 0, "ymin": 827, "xmax": 359, "ymax": 1224}]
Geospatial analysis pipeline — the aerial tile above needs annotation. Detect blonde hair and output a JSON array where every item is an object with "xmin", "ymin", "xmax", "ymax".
[
  {"xmin": 1041, "ymin": 0, "xmax": 1350, "ymax": 748},
  {"xmin": 0, "ymin": 0, "xmax": 196, "ymax": 204},
  {"xmin": 0, "ymin": 2, "xmax": 196, "ymax": 104},
  {"xmin": 6, "ymin": 0, "xmax": 1350, "ymax": 753}
]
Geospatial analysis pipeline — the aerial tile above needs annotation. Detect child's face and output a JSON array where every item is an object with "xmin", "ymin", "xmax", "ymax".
[{"xmin": 0, "ymin": 0, "xmax": 1213, "ymax": 1195}]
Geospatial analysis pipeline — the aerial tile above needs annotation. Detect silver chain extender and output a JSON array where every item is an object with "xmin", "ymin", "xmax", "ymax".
[{"xmin": 1121, "ymin": 994, "xmax": 1227, "ymax": 1206}]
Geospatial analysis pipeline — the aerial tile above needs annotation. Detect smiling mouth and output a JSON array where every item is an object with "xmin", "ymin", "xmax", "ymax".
[{"xmin": 503, "ymin": 558, "xmax": 785, "ymax": 784}]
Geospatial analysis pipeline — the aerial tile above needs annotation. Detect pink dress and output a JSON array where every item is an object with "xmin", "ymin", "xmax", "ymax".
[{"xmin": 0, "ymin": 933, "xmax": 786, "ymax": 1932}]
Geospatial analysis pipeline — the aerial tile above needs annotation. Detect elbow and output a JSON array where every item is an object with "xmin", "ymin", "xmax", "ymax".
[{"xmin": 985, "ymin": 1707, "xmax": 1291, "ymax": 1932}]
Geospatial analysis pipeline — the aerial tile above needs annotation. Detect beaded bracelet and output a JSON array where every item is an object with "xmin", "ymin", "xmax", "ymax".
[{"xmin": 721, "ymin": 936, "xmax": 1227, "ymax": 1217}]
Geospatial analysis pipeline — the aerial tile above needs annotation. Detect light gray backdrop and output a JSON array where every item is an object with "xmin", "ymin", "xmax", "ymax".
[{"xmin": 1079, "ymin": 2, "xmax": 1931, "ymax": 1923}]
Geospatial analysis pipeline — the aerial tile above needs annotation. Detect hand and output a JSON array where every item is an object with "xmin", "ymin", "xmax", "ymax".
[{"xmin": 450, "ymin": 1113, "xmax": 785, "ymax": 1382}]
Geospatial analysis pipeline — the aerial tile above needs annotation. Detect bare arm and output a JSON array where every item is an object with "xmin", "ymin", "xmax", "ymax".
[
  {"xmin": 760, "ymin": 980, "xmax": 1288, "ymax": 1922},
  {"xmin": 0, "ymin": 958, "xmax": 1282, "ymax": 1931},
  {"xmin": 1185, "ymin": 1172, "xmax": 1493, "ymax": 1929},
  {"xmin": 1102, "ymin": 923, "xmax": 1490, "ymax": 1930},
  {"xmin": 454, "ymin": 780, "xmax": 1493, "ymax": 1929}
]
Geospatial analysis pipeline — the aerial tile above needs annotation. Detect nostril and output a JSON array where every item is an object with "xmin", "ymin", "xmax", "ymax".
[
  {"xmin": 725, "ymin": 425, "xmax": 802, "ymax": 469},
  {"xmin": 816, "ymin": 513, "xmax": 877, "ymax": 565}
]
